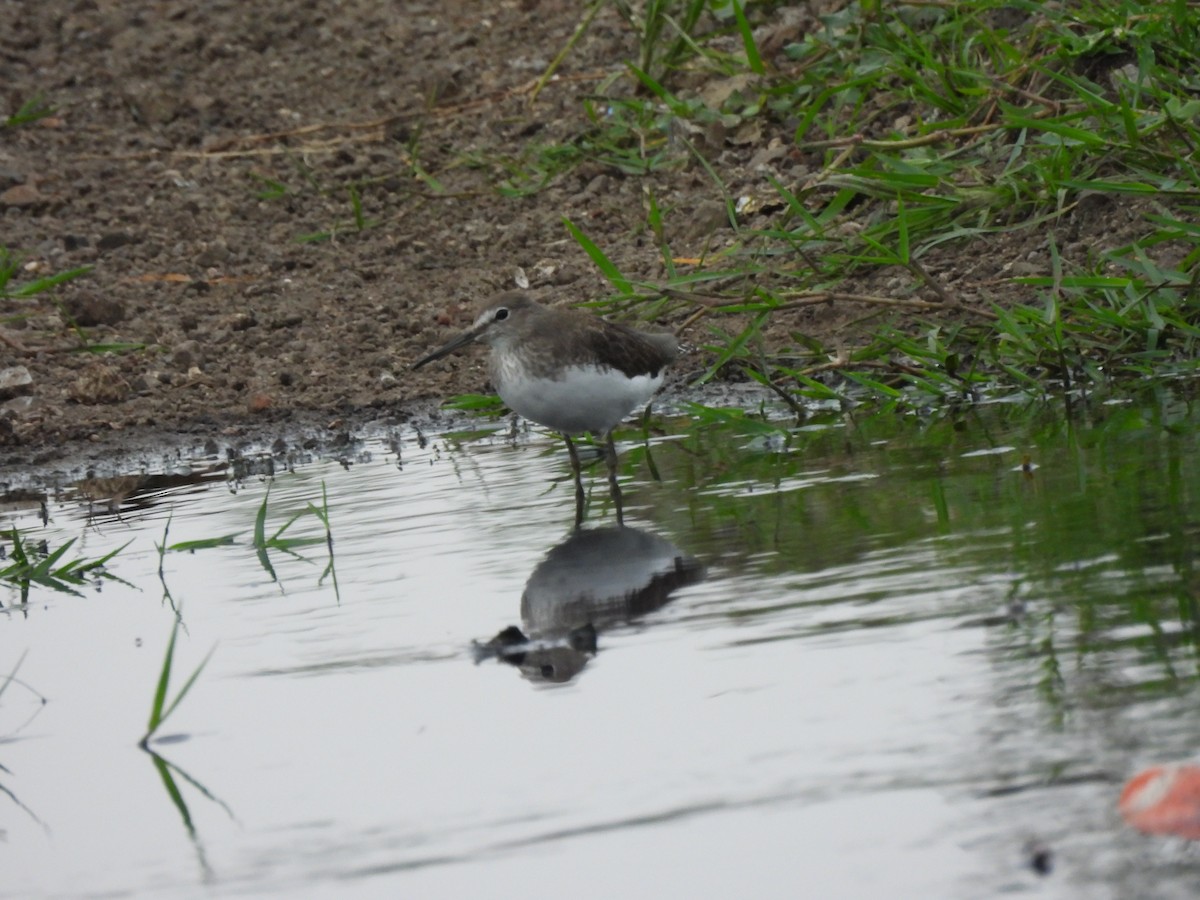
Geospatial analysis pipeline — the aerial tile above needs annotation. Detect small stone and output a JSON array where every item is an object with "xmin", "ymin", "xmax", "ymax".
[
  {"xmin": 170, "ymin": 340, "xmax": 203, "ymax": 372},
  {"xmin": 121, "ymin": 82, "xmax": 183, "ymax": 125},
  {"xmin": 379, "ymin": 371, "xmax": 398, "ymax": 388},
  {"xmin": 248, "ymin": 393, "xmax": 273, "ymax": 412},
  {"xmin": 730, "ymin": 119, "xmax": 762, "ymax": 146},
  {"xmin": 0, "ymin": 184, "xmax": 43, "ymax": 207},
  {"xmin": 748, "ymin": 142, "xmax": 790, "ymax": 172},
  {"xmin": 530, "ymin": 259, "xmax": 561, "ymax": 284},
  {"xmin": 61, "ymin": 292, "xmax": 125, "ymax": 327},
  {"xmin": 680, "ymin": 200, "xmax": 730, "ymax": 242},
  {"xmin": 195, "ymin": 242, "xmax": 231, "ymax": 267},
  {"xmin": 133, "ymin": 370, "xmax": 170, "ymax": 392},
  {"xmin": 69, "ymin": 363, "xmax": 129, "ymax": 404},
  {"xmin": 578, "ymin": 174, "xmax": 610, "ymax": 201},
  {"xmin": 223, "ymin": 311, "xmax": 256, "ymax": 331},
  {"xmin": 0, "ymin": 365, "xmax": 33, "ymax": 400},
  {"xmin": 697, "ymin": 73, "xmax": 758, "ymax": 110},
  {"xmin": 97, "ymin": 232, "xmax": 140, "ymax": 251},
  {"xmin": 1006, "ymin": 260, "xmax": 1041, "ymax": 277}
]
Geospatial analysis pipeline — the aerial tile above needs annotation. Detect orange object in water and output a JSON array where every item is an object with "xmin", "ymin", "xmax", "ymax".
[{"xmin": 1119, "ymin": 764, "xmax": 1200, "ymax": 839}]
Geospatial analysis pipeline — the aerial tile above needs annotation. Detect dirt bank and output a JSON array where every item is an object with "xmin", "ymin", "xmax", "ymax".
[{"xmin": 0, "ymin": 1, "xmax": 1154, "ymax": 477}]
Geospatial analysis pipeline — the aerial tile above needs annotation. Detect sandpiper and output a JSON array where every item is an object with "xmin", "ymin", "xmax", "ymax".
[{"xmin": 412, "ymin": 291, "xmax": 680, "ymax": 522}]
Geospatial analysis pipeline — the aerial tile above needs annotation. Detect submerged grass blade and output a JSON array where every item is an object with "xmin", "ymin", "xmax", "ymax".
[
  {"xmin": 247, "ymin": 483, "xmax": 339, "ymax": 585},
  {"xmin": 307, "ymin": 481, "xmax": 340, "ymax": 602},
  {"xmin": 0, "ymin": 649, "xmax": 28, "ymax": 703},
  {"xmin": 252, "ymin": 489, "xmax": 275, "ymax": 578},
  {"xmin": 167, "ymin": 535, "xmax": 241, "ymax": 551},
  {"xmin": 148, "ymin": 750, "xmax": 196, "ymax": 835},
  {"xmin": 2, "ymin": 529, "xmax": 131, "ymax": 599}
]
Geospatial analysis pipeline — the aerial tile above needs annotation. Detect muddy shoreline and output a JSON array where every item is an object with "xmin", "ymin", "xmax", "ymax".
[{"xmin": 1, "ymin": 1, "xmax": 1163, "ymax": 479}]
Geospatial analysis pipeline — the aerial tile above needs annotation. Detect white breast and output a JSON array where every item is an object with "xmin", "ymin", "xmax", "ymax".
[{"xmin": 494, "ymin": 361, "xmax": 663, "ymax": 435}]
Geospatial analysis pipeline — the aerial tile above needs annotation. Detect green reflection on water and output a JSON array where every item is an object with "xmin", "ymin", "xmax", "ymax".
[{"xmin": 631, "ymin": 389, "xmax": 1200, "ymax": 706}]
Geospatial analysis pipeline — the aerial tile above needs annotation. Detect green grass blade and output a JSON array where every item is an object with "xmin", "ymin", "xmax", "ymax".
[
  {"xmin": 697, "ymin": 309, "xmax": 770, "ymax": 384},
  {"xmin": 157, "ymin": 644, "xmax": 216, "ymax": 726},
  {"xmin": 253, "ymin": 490, "xmax": 269, "ymax": 548},
  {"xmin": 267, "ymin": 507, "xmax": 307, "ymax": 542},
  {"xmin": 731, "ymin": 0, "xmax": 765, "ymax": 74},
  {"xmin": 143, "ymin": 610, "xmax": 216, "ymax": 746},
  {"xmin": 4, "ymin": 95, "xmax": 55, "ymax": 128},
  {"xmin": 68, "ymin": 342, "xmax": 146, "ymax": 354},
  {"xmin": 146, "ymin": 617, "xmax": 179, "ymax": 735},
  {"xmin": 167, "ymin": 535, "xmax": 241, "ymax": 551},
  {"xmin": 563, "ymin": 217, "xmax": 634, "ymax": 294},
  {"xmin": 624, "ymin": 63, "xmax": 690, "ymax": 116},
  {"xmin": 349, "ymin": 185, "xmax": 365, "ymax": 231},
  {"xmin": 29, "ymin": 537, "xmax": 76, "ymax": 576},
  {"xmin": 309, "ymin": 480, "xmax": 340, "ymax": 601},
  {"xmin": 6, "ymin": 266, "xmax": 92, "ymax": 298}
]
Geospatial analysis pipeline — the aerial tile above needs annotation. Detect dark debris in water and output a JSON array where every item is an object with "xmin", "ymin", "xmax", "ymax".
[
  {"xmin": 472, "ymin": 622, "xmax": 598, "ymax": 667},
  {"xmin": 1024, "ymin": 839, "xmax": 1053, "ymax": 876}
]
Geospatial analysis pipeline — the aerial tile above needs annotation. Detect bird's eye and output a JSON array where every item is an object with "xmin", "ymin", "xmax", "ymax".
[{"xmin": 494, "ymin": 307, "xmax": 509, "ymax": 321}]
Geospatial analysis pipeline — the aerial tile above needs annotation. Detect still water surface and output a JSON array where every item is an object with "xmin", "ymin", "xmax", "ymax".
[{"xmin": 3, "ymin": 394, "xmax": 1200, "ymax": 898}]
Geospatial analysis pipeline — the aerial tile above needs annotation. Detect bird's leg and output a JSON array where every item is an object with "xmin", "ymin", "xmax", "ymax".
[
  {"xmin": 605, "ymin": 430, "xmax": 624, "ymax": 526},
  {"xmin": 564, "ymin": 434, "xmax": 586, "ymax": 526}
]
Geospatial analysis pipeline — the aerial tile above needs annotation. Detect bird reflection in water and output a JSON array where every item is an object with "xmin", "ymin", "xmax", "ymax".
[{"xmin": 473, "ymin": 525, "xmax": 704, "ymax": 684}]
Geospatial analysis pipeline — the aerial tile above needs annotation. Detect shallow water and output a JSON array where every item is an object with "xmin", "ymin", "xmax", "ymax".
[{"xmin": 4, "ymin": 393, "xmax": 1200, "ymax": 898}]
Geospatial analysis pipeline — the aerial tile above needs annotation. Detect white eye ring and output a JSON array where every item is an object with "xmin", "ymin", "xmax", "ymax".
[{"xmin": 494, "ymin": 308, "xmax": 510, "ymax": 321}]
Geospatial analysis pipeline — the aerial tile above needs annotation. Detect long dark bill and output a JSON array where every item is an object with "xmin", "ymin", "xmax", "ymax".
[{"xmin": 411, "ymin": 327, "xmax": 480, "ymax": 370}]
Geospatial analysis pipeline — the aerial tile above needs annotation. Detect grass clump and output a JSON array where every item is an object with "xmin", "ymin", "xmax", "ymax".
[
  {"xmin": 1, "ymin": 246, "xmax": 145, "ymax": 355},
  {"xmin": 0, "ymin": 530, "xmax": 130, "ymax": 606},
  {"xmin": 158, "ymin": 481, "xmax": 339, "ymax": 598},
  {"xmin": 0, "ymin": 247, "xmax": 90, "ymax": 302},
  {"xmin": 535, "ymin": 0, "xmax": 1200, "ymax": 403},
  {"xmin": 3, "ymin": 95, "xmax": 54, "ymax": 130}
]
